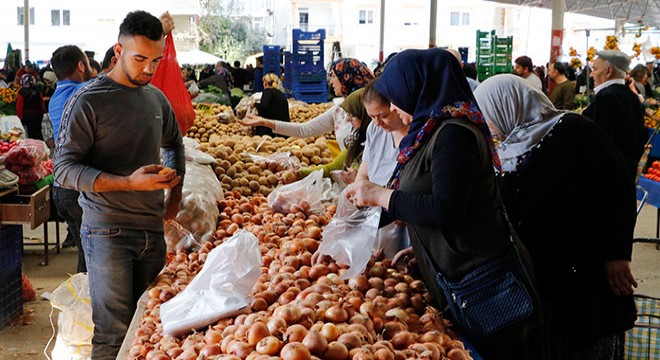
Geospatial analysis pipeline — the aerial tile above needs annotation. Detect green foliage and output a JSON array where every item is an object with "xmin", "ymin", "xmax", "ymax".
[{"xmin": 197, "ymin": 0, "xmax": 268, "ymax": 63}]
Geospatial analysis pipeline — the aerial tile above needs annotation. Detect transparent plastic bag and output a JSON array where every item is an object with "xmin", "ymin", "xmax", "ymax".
[
  {"xmin": 247, "ymin": 151, "xmax": 301, "ymax": 172},
  {"xmin": 267, "ymin": 169, "xmax": 324, "ymax": 215},
  {"xmin": 164, "ymin": 220, "xmax": 198, "ymax": 253},
  {"xmin": 4, "ymin": 139, "xmax": 50, "ymax": 166},
  {"xmin": 171, "ymin": 162, "xmax": 224, "ymax": 251},
  {"xmin": 49, "ymin": 273, "xmax": 93, "ymax": 360},
  {"xmin": 373, "ymin": 221, "xmax": 411, "ymax": 260},
  {"xmin": 314, "ymin": 189, "xmax": 381, "ymax": 280},
  {"xmin": 160, "ymin": 230, "xmax": 262, "ymax": 337}
]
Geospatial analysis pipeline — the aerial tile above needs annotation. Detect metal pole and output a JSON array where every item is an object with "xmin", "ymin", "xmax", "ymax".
[
  {"xmin": 548, "ymin": 0, "xmax": 565, "ymax": 95},
  {"xmin": 585, "ymin": 29, "xmax": 590, "ymax": 104},
  {"xmin": 24, "ymin": 0, "xmax": 29, "ymax": 62},
  {"xmin": 379, "ymin": 0, "xmax": 385, "ymax": 62},
  {"xmin": 429, "ymin": 0, "xmax": 437, "ymax": 48}
]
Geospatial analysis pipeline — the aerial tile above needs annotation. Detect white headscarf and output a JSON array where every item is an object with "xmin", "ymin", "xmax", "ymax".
[{"xmin": 474, "ymin": 74, "xmax": 565, "ymax": 172}]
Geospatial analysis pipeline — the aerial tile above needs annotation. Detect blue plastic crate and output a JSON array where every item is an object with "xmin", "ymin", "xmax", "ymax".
[
  {"xmin": 0, "ymin": 226, "xmax": 22, "ymax": 274},
  {"xmin": 292, "ymin": 81, "xmax": 327, "ymax": 93},
  {"xmin": 0, "ymin": 266, "xmax": 22, "ymax": 329},
  {"xmin": 292, "ymin": 71, "xmax": 327, "ymax": 82},
  {"xmin": 263, "ymin": 45, "xmax": 281, "ymax": 54},
  {"xmin": 292, "ymin": 29, "xmax": 325, "ymax": 57}
]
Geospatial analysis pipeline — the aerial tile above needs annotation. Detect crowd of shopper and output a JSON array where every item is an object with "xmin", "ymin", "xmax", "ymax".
[{"xmin": 5, "ymin": 7, "xmax": 656, "ymax": 358}]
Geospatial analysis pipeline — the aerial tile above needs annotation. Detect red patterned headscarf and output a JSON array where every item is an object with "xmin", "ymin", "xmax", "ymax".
[{"xmin": 330, "ymin": 58, "xmax": 374, "ymax": 97}]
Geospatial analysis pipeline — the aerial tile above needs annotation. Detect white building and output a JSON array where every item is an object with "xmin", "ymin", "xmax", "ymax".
[{"xmin": 1, "ymin": 0, "xmax": 648, "ymax": 70}]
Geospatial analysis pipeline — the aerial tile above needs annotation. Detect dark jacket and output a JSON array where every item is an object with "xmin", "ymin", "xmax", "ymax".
[
  {"xmin": 497, "ymin": 113, "xmax": 637, "ymax": 346},
  {"xmin": 254, "ymin": 88, "xmax": 289, "ymax": 137},
  {"xmin": 387, "ymin": 119, "xmax": 512, "ymax": 296},
  {"xmin": 582, "ymin": 83, "xmax": 646, "ymax": 177}
]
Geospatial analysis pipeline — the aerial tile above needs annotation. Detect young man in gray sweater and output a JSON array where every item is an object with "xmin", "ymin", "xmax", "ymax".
[{"xmin": 53, "ymin": 11, "xmax": 184, "ymax": 359}]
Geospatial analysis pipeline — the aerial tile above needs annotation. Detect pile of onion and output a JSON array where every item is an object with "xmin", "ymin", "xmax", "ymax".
[{"xmin": 128, "ymin": 191, "xmax": 472, "ymax": 360}]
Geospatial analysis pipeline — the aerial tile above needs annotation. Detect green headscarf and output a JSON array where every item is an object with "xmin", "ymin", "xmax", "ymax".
[{"xmin": 339, "ymin": 88, "xmax": 370, "ymax": 124}]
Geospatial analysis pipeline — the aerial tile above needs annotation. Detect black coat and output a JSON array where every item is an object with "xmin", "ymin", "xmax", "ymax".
[
  {"xmin": 582, "ymin": 83, "xmax": 646, "ymax": 177},
  {"xmin": 254, "ymin": 88, "xmax": 289, "ymax": 137},
  {"xmin": 497, "ymin": 113, "xmax": 637, "ymax": 346}
]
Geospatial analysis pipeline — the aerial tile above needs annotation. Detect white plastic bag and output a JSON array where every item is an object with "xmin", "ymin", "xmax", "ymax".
[
  {"xmin": 160, "ymin": 230, "xmax": 263, "ymax": 337},
  {"xmin": 314, "ymin": 190, "xmax": 381, "ymax": 280},
  {"xmin": 49, "ymin": 273, "xmax": 93, "ymax": 360},
  {"xmin": 373, "ymin": 221, "xmax": 411, "ymax": 260},
  {"xmin": 268, "ymin": 169, "xmax": 324, "ymax": 215},
  {"xmin": 0, "ymin": 115, "xmax": 26, "ymax": 141},
  {"xmin": 246, "ymin": 151, "xmax": 301, "ymax": 172}
]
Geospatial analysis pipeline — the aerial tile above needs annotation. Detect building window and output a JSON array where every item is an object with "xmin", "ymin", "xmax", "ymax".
[
  {"xmin": 51, "ymin": 9, "xmax": 71, "ymax": 26},
  {"xmin": 359, "ymin": 10, "xmax": 374, "ymax": 25},
  {"xmin": 450, "ymin": 12, "xmax": 460, "ymax": 26},
  {"xmin": 451, "ymin": 12, "xmax": 471, "ymax": 26},
  {"xmin": 299, "ymin": 8, "xmax": 308, "ymax": 31},
  {"xmin": 17, "ymin": 7, "xmax": 35, "ymax": 25}
]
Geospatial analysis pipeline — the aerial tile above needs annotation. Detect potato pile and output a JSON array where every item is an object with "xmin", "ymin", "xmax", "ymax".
[
  {"xmin": 187, "ymin": 104, "xmax": 250, "ymax": 142},
  {"xmin": 196, "ymin": 135, "xmax": 333, "ymax": 196},
  {"xmin": 289, "ymin": 103, "xmax": 333, "ymax": 124}
]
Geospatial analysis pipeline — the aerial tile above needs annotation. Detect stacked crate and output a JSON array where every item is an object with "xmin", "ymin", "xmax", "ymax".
[
  {"xmin": 263, "ymin": 45, "xmax": 281, "ymax": 77},
  {"xmin": 289, "ymin": 29, "xmax": 328, "ymax": 104},
  {"xmin": 0, "ymin": 225, "xmax": 23, "ymax": 329},
  {"xmin": 476, "ymin": 30, "xmax": 513, "ymax": 82}
]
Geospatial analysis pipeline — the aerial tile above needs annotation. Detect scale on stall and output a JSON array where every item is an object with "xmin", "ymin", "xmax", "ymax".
[{"xmin": 0, "ymin": 164, "xmax": 19, "ymax": 187}]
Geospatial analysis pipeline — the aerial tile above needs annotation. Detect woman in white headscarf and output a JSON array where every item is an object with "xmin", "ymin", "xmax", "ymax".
[{"xmin": 474, "ymin": 74, "xmax": 637, "ymax": 360}]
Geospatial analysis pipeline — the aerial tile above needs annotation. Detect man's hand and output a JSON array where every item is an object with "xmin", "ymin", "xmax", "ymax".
[
  {"xmin": 159, "ymin": 11, "xmax": 175, "ymax": 36},
  {"xmin": 605, "ymin": 260, "xmax": 637, "ymax": 296},
  {"xmin": 128, "ymin": 164, "xmax": 181, "ymax": 191},
  {"xmin": 344, "ymin": 180, "xmax": 393, "ymax": 209},
  {"xmin": 392, "ymin": 247, "xmax": 416, "ymax": 274}
]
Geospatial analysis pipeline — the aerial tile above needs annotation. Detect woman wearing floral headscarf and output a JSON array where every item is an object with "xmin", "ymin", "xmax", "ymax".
[
  {"xmin": 239, "ymin": 58, "xmax": 374, "ymax": 152},
  {"xmin": 16, "ymin": 74, "xmax": 45, "ymax": 140},
  {"xmin": 474, "ymin": 74, "xmax": 637, "ymax": 360},
  {"xmin": 344, "ymin": 49, "xmax": 536, "ymax": 358}
]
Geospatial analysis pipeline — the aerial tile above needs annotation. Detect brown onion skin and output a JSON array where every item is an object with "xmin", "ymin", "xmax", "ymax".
[{"xmin": 280, "ymin": 342, "xmax": 312, "ymax": 360}]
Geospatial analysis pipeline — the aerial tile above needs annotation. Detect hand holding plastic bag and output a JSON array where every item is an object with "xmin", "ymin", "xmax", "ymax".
[
  {"xmin": 268, "ymin": 169, "xmax": 324, "ymax": 215},
  {"xmin": 160, "ymin": 230, "xmax": 263, "ymax": 337},
  {"xmin": 313, "ymin": 189, "xmax": 381, "ymax": 280}
]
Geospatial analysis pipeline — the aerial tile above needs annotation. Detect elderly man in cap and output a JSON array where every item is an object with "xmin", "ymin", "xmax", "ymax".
[{"xmin": 583, "ymin": 50, "xmax": 646, "ymax": 177}]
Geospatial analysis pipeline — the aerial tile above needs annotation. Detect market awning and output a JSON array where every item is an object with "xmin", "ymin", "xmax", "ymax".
[
  {"xmin": 176, "ymin": 50, "xmax": 224, "ymax": 66},
  {"xmin": 485, "ymin": 0, "xmax": 660, "ymax": 28}
]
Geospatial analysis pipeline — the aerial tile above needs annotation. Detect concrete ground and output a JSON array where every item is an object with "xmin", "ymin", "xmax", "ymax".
[{"xmin": 1, "ymin": 206, "xmax": 659, "ymax": 359}]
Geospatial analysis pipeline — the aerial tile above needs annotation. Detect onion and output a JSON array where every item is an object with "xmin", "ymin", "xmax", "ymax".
[
  {"xmin": 337, "ymin": 332, "xmax": 362, "ymax": 350},
  {"xmin": 248, "ymin": 321, "xmax": 270, "ymax": 346},
  {"xmin": 391, "ymin": 331, "xmax": 415, "ymax": 350},
  {"xmin": 285, "ymin": 324, "xmax": 308, "ymax": 343},
  {"xmin": 320, "ymin": 323, "xmax": 339, "ymax": 342},
  {"xmin": 323, "ymin": 341, "xmax": 349, "ymax": 360},
  {"xmin": 302, "ymin": 329, "xmax": 328, "ymax": 356},
  {"xmin": 352, "ymin": 348, "xmax": 375, "ymax": 360},
  {"xmin": 324, "ymin": 304, "xmax": 349, "ymax": 323},
  {"xmin": 255, "ymin": 336, "xmax": 282, "ymax": 355},
  {"xmin": 274, "ymin": 304, "xmax": 302, "ymax": 324},
  {"xmin": 374, "ymin": 348, "xmax": 395, "ymax": 360},
  {"xmin": 228, "ymin": 340, "xmax": 254, "ymax": 359},
  {"xmin": 447, "ymin": 349, "xmax": 469, "ymax": 360},
  {"xmin": 280, "ymin": 342, "xmax": 312, "ymax": 360},
  {"xmin": 199, "ymin": 344, "xmax": 221, "ymax": 357},
  {"xmin": 267, "ymin": 317, "xmax": 287, "ymax": 336}
]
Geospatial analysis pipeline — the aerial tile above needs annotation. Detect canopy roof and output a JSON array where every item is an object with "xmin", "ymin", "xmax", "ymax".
[
  {"xmin": 487, "ymin": 0, "xmax": 660, "ymax": 28},
  {"xmin": 176, "ymin": 50, "xmax": 224, "ymax": 66}
]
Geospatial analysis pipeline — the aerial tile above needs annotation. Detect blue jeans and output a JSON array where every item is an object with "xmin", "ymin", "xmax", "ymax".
[
  {"xmin": 80, "ymin": 224, "xmax": 166, "ymax": 360},
  {"xmin": 52, "ymin": 186, "xmax": 85, "ymax": 272}
]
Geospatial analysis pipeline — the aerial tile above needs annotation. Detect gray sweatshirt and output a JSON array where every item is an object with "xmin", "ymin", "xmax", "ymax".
[{"xmin": 53, "ymin": 75, "xmax": 185, "ymax": 232}]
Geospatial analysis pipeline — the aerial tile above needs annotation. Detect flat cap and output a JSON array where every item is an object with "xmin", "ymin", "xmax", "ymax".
[{"xmin": 595, "ymin": 50, "xmax": 631, "ymax": 72}]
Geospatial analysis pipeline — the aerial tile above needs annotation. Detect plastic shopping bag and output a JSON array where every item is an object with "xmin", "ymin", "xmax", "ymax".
[
  {"xmin": 246, "ymin": 152, "xmax": 301, "ymax": 173},
  {"xmin": 268, "ymin": 169, "xmax": 324, "ymax": 215},
  {"xmin": 49, "ymin": 273, "xmax": 93, "ymax": 360},
  {"xmin": 160, "ymin": 230, "xmax": 263, "ymax": 337},
  {"xmin": 373, "ymin": 222, "xmax": 411, "ymax": 260},
  {"xmin": 151, "ymin": 35, "xmax": 195, "ymax": 134},
  {"xmin": 314, "ymin": 190, "xmax": 381, "ymax": 280}
]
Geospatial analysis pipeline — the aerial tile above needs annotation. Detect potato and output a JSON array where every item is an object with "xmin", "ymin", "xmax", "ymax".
[
  {"xmin": 226, "ymin": 166, "xmax": 237, "ymax": 177},
  {"xmin": 267, "ymin": 174, "xmax": 279, "ymax": 185},
  {"xmin": 247, "ymin": 165, "xmax": 261, "ymax": 175},
  {"xmin": 281, "ymin": 171, "xmax": 297, "ymax": 184},
  {"xmin": 248, "ymin": 181, "xmax": 260, "ymax": 191}
]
